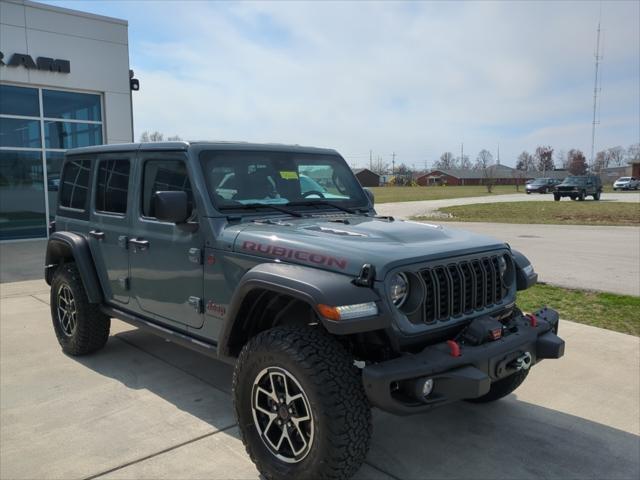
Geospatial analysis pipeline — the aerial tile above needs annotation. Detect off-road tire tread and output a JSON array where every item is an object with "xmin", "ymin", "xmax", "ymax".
[
  {"xmin": 467, "ymin": 369, "xmax": 529, "ymax": 403},
  {"xmin": 233, "ymin": 326, "xmax": 372, "ymax": 480},
  {"xmin": 50, "ymin": 263, "xmax": 110, "ymax": 355}
]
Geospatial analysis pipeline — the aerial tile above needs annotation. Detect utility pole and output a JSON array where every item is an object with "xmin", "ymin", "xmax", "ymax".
[
  {"xmin": 461, "ymin": 143, "xmax": 464, "ymax": 167},
  {"xmin": 391, "ymin": 152, "xmax": 396, "ymax": 174},
  {"xmin": 590, "ymin": 12, "xmax": 603, "ymax": 170},
  {"xmin": 497, "ymin": 144, "xmax": 500, "ymax": 165},
  {"xmin": 369, "ymin": 150, "xmax": 372, "ymax": 170}
]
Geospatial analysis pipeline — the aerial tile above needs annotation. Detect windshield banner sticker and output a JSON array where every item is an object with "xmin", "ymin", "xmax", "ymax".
[{"xmin": 279, "ymin": 171, "xmax": 299, "ymax": 180}]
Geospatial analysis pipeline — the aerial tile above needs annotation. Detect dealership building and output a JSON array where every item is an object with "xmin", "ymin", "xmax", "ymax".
[{"xmin": 0, "ymin": 0, "xmax": 134, "ymax": 240}]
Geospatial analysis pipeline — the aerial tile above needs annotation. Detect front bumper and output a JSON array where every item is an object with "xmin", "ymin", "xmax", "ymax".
[{"xmin": 362, "ymin": 307, "xmax": 564, "ymax": 415}]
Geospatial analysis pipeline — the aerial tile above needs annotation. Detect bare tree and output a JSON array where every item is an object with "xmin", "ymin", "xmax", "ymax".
[
  {"xmin": 567, "ymin": 149, "xmax": 587, "ymax": 175},
  {"xmin": 516, "ymin": 151, "xmax": 535, "ymax": 171},
  {"xmin": 371, "ymin": 156, "xmax": 389, "ymax": 176},
  {"xmin": 434, "ymin": 152, "xmax": 457, "ymax": 170},
  {"xmin": 607, "ymin": 146, "xmax": 625, "ymax": 166},
  {"xmin": 139, "ymin": 131, "xmax": 164, "ymax": 142},
  {"xmin": 475, "ymin": 149, "xmax": 494, "ymax": 192},
  {"xmin": 139, "ymin": 131, "xmax": 182, "ymax": 142},
  {"xmin": 535, "ymin": 146, "xmax": 554, "ymax": 173},
  {"xmin": 457, "ymin": 154, "xmax": 472, "ymax": 170},
  {"xmin": 556, "ymin": 149, "xmax": 568, "ymax": 169},
  {"xmin": 594, "ymin": 150, "xmax": 608, "ymax": 172}
]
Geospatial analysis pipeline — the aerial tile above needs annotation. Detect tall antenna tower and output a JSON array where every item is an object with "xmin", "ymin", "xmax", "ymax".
[{"xmin": 590, "ymin": 12, "xmax": 603, "ymax": 169}]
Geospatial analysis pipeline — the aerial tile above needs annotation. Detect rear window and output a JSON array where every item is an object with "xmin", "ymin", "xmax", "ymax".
[
  {"xmin": 95, "ymin": 159, "xmax": 130, "ymax": 214},
  {"xmin": 59, "ymin": 159, "xmax": 91, "ymax": 210}
]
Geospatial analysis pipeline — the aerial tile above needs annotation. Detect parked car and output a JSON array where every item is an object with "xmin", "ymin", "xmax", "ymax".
[
  {"xmin": 45, "ymin": 142, "xmax": 564, "ymax": 480},
  {"xmin": 525, "ymin": 178, "xmax": 560, "ymax": 194},
  {"xmin": 554, "ymin": 175, "xmax": 602, "ymax": 201},
  {"xmin": 613, "ymin": 177, "xmax": 639, "ymax": 191}
]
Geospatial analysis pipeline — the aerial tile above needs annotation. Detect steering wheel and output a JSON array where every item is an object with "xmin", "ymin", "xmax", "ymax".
[{"xmin": 302, "ymin": 190, "xmax": 326, "ymax": 199}]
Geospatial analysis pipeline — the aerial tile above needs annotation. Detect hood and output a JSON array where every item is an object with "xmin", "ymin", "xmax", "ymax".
[{"xmin": 233, "ymin": 215, "xmax": 507, "ymax": 278}]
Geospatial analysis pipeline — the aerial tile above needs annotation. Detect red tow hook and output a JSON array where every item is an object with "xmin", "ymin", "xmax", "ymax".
[
  {"xmin": 526, "ymin": 313, "xmax": 538, "ymax": 327},
  {"xmin": 447, "ymin": 340, "xmax": 461, "ymax": 357}
]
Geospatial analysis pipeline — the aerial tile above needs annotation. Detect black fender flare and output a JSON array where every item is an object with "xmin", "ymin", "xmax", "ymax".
[
  {"xmin": 218, "ymin": 262, "xmax": 391, "ymax": 358},
  {"xmin": 512, "ymin": 249, "xmax": 538, "ymax": 291},
  {"xmin": 45, "ymin": 232, "xmax": 103, "ymax": 303}
]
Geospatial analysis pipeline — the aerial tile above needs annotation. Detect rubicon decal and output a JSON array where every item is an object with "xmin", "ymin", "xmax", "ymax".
[{"xmin": 242, "ymin": 241, "xmax": 347, "ymax": 270}]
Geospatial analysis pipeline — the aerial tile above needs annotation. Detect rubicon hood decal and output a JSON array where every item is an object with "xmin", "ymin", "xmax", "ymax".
[{"xmin": 242, "ymin": 240, "xmax": 348, "ymax": 269}]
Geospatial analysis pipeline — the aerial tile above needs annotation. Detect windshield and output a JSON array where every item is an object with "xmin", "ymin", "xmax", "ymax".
[
  {"xmin": 530, "ymin": 178, "xmax": 548, "ymax": 185},
  {"xmin": 561, "ymin": 176, "xmax": 588, "ymax": 185},
  {"xmin": 199, "ymin": 150, "xmax": 368, "ymax": 211},
  {"xmin": 618, "ymin": 177, "xmax": 631, "ymax": 181}
]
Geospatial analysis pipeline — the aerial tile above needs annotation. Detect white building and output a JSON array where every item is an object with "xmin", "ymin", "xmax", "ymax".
[{"xmin": 0, "ymin": 0, "xmax": 134, "ymax": 240}]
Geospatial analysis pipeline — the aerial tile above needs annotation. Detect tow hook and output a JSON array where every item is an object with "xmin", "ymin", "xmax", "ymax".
[{"xmin": 512, "ymin": 352, "xmax": 532, "ymax": 371}]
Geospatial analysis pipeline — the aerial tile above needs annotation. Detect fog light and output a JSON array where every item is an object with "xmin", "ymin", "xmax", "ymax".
[{"xmin": 419, "ymin": 378, "xmax": 434, "ymax": 398}]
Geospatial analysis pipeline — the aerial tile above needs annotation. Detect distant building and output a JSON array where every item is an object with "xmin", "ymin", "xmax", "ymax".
[
  {"xmin": 630, "ymin": 160, "xmax": 640, "ymax": 178},
  {"xmin": 352, "ymin": 168, "xmax": 380, "ymax": 187},
  {"xmin": 599, "ymin": 165, "xmax": 633, "ymax": 183},
  {"xmin": 416, "ymin": 166, "xmax": 567, "ymax": 186}
]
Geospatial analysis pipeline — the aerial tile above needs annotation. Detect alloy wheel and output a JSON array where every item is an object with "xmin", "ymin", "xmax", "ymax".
[
  {"xmin": 57, "ymin": 284, "xmax": 78, "ymax": 337},
  {"xmin": 251, "ymin": 366, "xmax": 314, "ymax": 463}
]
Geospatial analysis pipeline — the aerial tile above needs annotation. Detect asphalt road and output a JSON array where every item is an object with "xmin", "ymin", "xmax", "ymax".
[
  {"xmin": 1, "ymin": 280, "xmax": 638, "ymax": 480},
  {"xmin": 376, "ymin": 191, "xmax": 640, "ymax": 219}
]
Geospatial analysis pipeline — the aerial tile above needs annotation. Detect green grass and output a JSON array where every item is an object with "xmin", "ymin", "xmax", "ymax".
[
  {"xmin": 518, "ymin": 283, "xmax": 640, "ymax": 336},
  {"xmin": 414, "ymin": 201, "xmax": 640, "ymax": 226},
  {"xmin": 371, "ymin": 185, "xmax": 519, "ymax": 203}
]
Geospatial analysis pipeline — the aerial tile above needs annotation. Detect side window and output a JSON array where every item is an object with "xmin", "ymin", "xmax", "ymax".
[
  {"xmin": 142, "ymin": 160, "xmax": 193, "ymax": 218},
  {"xmin": 59, "ymin": 159, "xmax": 91, "ymax": 210},
  {"xmin": 95, "ymin": 159, "xmax": 130, "ymax": 214}
]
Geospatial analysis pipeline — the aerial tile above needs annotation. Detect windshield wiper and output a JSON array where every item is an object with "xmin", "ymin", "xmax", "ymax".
[
  {"xmin": 288, "ymin": 200, "xmax": 364, "ymax": 215},
  {"xmin": 224, "ymin": 203, "xmax": 305, "ymax": 218}
]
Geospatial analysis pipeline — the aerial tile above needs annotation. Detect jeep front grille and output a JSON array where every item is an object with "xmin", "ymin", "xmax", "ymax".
[{"xmin": 419, "ymin": 255, "xmax": 506, "ymax": 324}]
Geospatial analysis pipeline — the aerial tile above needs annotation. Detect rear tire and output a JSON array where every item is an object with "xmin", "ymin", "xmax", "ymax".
[
  {"xmin": 233, "ymin": 326, "xmax": 371, "ymax": 480},
  {"xmin": 554, "ymin": 194, "xmax": 560, "ymax": 201},
  {"xmin": 50, "ymin": 264, "xmax": 110, "ymax": 356},
  {"xmin": 594, "ymin": 192, "xmax": 601, "ymax": 201},
  {"xmin": 578, "ymin": 191, "xmax": 586, "ymax": 201},
  {"xmin": 467, "ymin": 369, "xmax": 530, "ymax": 403}
]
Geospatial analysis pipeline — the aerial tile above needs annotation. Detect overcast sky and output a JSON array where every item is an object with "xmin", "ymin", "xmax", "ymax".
[{"xmin": 48, "ymin": 0, "xmax": 639, "ymax": 169}]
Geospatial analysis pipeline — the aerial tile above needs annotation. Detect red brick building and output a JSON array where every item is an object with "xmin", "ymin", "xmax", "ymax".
[{"xmin": 417, "ymin": 166, "xmax": 566, "ymax": 186}]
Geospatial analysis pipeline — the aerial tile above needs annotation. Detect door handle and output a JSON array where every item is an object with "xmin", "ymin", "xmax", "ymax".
[
  {"xmin": 129, "ymin": 238, "xmax": 150, "ymax": 251},
  {"xmin": 89, "ymin": 230, "xmax": 105, "ymax": 240}
]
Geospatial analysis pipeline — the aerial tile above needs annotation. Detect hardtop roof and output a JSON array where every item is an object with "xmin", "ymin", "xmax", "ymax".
[{"xmin": 64, "ymin": 141, "xmax": 340, "ymax": 157}]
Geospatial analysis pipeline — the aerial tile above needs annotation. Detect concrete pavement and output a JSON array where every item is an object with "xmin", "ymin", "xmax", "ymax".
[
  {"xmin": 1, "ymin": 280, "xmax": 639, "ymax": 480},
  {"xmin": 376, "ymin": 191, "xmax": 640, "ymax": 219}
]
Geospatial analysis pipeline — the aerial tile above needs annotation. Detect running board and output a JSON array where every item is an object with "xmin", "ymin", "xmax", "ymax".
[{"xmin": 100, "ymin": 305, "xmax": 220, "ymax": 360}]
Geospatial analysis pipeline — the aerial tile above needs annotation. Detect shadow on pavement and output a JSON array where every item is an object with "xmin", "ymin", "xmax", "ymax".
[{"xmin": 78, "ymin": 328, "xmax": 639, "ymax": 480}]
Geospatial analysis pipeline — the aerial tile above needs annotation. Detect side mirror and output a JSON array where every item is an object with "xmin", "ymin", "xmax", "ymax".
[
  {"xmin": 363, "ymin": 188, "xmax": 375, "ymax": 206},
  {"xmin": 153, "ymin": 191, "xmax": 189, "ymax": 223}
]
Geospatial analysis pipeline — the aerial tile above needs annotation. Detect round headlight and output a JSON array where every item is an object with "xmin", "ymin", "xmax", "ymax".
[{"xmin": 389, "ymin": 273, "xmax": 409, "ymax": 307}]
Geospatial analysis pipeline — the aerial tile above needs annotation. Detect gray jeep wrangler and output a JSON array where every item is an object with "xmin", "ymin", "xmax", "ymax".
[{"xmin": 45, "ymin": 142, "xmax": 564, "ymax": 480}]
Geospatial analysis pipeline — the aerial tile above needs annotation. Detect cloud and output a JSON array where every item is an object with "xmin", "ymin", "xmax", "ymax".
[{"xmin": 49, "ymin": 0, "xmax": 640, "ymax": 167}]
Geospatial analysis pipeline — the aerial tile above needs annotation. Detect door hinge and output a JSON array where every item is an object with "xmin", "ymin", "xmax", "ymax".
[
  {"xmin": 188, "ymin": 247, "xmax": 203, "ymax": 265},
  {"xmin": 188, "ymin": 296, "xmax": 203, "ymax": 314}
]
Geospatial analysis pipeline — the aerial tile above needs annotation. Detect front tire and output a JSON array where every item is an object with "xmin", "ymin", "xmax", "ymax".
[
  {"xmin": 593, "ymin": 192, "xmax": 601, "ymax": 200},
  {"xmin": 467, "ymin": 369, "xmax": 530, "ymax": 403},
  {"xmin": 233, "ymin": 326, "xmax": 371, "ymax": 480},
  {"xmin": 50, "ymin": 264, "xmax": 110, "ymax": 356},
  {"xmin": 554, "ymin": 194, "xmax": 560, "ymax": 201}
]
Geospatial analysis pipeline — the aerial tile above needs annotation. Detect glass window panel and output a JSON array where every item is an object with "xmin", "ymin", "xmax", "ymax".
[
  {"xmin": 0, "ymin": 117, "xmax": 42, "ymax": 148},
  {"xmin": 0, "ymin": 85, "xmax": 40, "ymax": 117},
  {"xmin": 96, "ymin": 159, "xmax": 130, "ymax": 214},
  {"xmin": 59, "ymin": 159, "xmax": 91, "ymax": 210},
  {"xmin": 46, "ymin": 151, "xmax": 65, "ymax": 218},
  {"xmin": 43, "ymin": 90, "xmax": 102, "ymax": 121},
  {"xmin": 142, "ymin": 160, "xmax": 193, "ymax": 218},
  {"xmin": 0, "ymin": 150, "xmax": 47, "ymax": 239},
  {"xmin": 44, "ymin": 121, "xmax": 102, "ymax": 149}
]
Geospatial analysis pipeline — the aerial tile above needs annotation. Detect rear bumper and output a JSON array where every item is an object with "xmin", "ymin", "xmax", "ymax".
[{"xmin": 362, "ymin": 307, "xmax": 564, "ymax": 415}]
